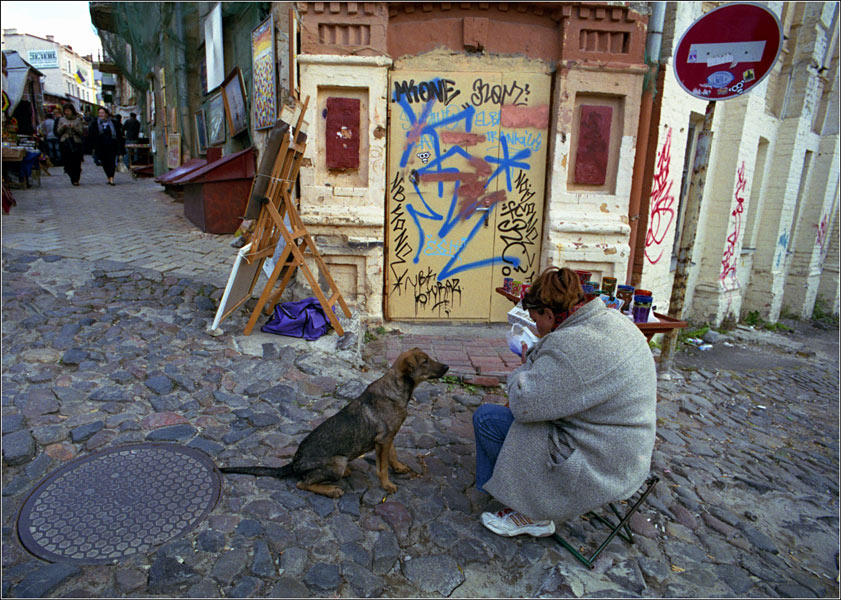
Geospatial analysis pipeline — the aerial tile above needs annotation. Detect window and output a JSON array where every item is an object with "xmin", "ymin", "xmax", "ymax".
[{"xmin": 742, "ymin": 138, "xmax": 770, "ymax": 251}]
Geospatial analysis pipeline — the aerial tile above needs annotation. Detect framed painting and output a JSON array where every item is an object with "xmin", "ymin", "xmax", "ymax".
[
  {"xmin": 221, "ymin": 67, "xmax": 248, "ymax": 137},
  {"xmin": 207, "ymin": 92, "xmax": 226, "ymax": 145},
  {"xmin": 211, "ymin": 242, "xmax": 264, "ymax": 331},
  {"xmin": 251, "ymin": 14, "xmax": 276, "ymax": 130},
  {"xmin": 289, "ymin": 7, "xmax": 299, "ymax": 98},
  {"xmin": 166, "ymin": 132, "xmax": 181, "ymax": 168},
  {"xmin": 194, "ymin": 109, "xmax": 207, "ymax": 155}
]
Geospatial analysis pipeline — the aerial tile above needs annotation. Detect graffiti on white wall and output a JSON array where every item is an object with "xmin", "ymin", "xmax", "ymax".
[
  {"xmin": 720, "ymin": 161, "xmax": 747, "ymax": 289},
  {"xmin": 644, "ymin": 127, "xmax": 676, "ymax": 265}
]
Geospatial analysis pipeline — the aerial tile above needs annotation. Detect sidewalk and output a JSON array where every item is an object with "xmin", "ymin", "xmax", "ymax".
[{"xmin": 2, "ymin": 166, "xmax": 235, "ymax": 288}]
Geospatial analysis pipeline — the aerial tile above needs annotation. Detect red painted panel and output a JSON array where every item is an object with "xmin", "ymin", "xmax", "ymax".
[
  {"xmin": 155, "ymin": 158, "xmax": 207, "ymax": 184},
  {"xmin": 183, "ymin": 179, "xmax": 251, "ymax": 234},
  {"xmin": 574, "ymin": 105, "xmax": 612, "ymax": 185},
  {"xmin": 177, "ymin": 147, "xmax": 255, "ymax": 184},
  {"xmin": 325, "ymin": 97, "xmax": 360, "ymax": 170}
]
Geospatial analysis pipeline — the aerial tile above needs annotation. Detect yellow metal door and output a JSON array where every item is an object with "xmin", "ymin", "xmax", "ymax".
[
  {"xmin": 488, "ymin": 71, "xmax": 552, "ymax": 322},
  {"xmin": 386, "ymin": 70, "xmax": 550, "ymax": 321}
]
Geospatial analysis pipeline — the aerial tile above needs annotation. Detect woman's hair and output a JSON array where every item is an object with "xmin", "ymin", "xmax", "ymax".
[
  {"xmin": 521, "ymin": 267, "xmax": 584, "ymax": 315},
  {"xmin": 61, "ymin": 102, "xmax": 77, "ymax": 116},
  {"xmin": 98, "ymin": 107, "xmax": 110, "ymax": 116}
]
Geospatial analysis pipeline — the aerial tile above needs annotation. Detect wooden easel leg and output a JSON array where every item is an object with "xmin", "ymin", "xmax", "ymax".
[
  {"xmin": 265, "ymin": 261, "xmax": 297, "ymax": 313},
  {"xmin": 244, "ymin": 244, "xmax": 294, "ymax": 336},
  {"xmin": 286, "ymin": 243, "xmax": 346, "ymax": 337},
  {"xmin": 302, "ymin": 237, "xmax": 353, "ymax": 319}
]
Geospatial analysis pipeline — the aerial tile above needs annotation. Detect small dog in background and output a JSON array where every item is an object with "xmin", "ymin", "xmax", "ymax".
[{"xmin": 221, "ymin": 348, "xmax": 449, "ymax": 497}]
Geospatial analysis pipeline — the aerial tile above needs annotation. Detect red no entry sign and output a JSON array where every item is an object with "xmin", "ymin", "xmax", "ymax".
[{"xmin": 674, "ymin": 2, "xmax": 783, "ymax": 101}]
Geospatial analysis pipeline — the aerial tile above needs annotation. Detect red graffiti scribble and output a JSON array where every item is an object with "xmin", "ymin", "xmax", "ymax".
[
  {"xmin": 816, "ymin": 213, "xmax": 829, "ymax": 249},
  {"xmin": 418, "ymin": 172, "xmax": 477, "ymax": 184},
  {"xmin": 440, "ymin": 131, "xmax": 486, "ymax": 146},
  {"xmin": 459, "ymin": 189, "xmax": 506, "ymax": 220},
  {"xmin": 644, "ymin": 128, "xmax": 676, "ymax": 265},
  {"xmin": 720, "ymin": 161, "xmax": 747, "ymax": 287},
  {"xmin": 500, "ymin": 104, "xmax": 550, "ymax": 129}
]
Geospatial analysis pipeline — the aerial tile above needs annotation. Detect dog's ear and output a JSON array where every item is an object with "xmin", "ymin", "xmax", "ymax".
[{"xmin": 396, "ymin": 348, "xmax": 426, "ymax": 375}]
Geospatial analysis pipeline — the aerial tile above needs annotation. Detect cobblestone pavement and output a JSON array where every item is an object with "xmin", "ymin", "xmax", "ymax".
[{"xmin": 2, "ymin": 174, "xmax": 840, "ymax": 598}]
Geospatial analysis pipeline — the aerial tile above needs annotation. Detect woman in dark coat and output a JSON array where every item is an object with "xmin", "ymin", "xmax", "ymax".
[
  {"xmin": 55, "ymin": 103, "xmax": 86, "ymax": 186},
  {"xmin": 88, "ymin": 107, "xmax": 121, "ymax": 185}
]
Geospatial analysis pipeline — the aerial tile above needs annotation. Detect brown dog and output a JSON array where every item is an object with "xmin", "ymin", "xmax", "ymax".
[{"xmin": 221, "ymin": 348, "xmax": 449, "ymax": 497}]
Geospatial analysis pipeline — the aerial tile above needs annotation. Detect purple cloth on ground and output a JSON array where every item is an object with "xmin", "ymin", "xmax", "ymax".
[{"xmin": 260, "ymin": 297, "xmax": 332, "ymax": 341}]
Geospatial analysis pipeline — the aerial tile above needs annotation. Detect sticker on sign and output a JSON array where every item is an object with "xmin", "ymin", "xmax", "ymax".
[
  {"xmin": 687, "ymin": 41, "xmax": 767, "ymax": 66},
  {"xmin": 673, "ymin": 3, "xmax": 782, "ymax": 101}
]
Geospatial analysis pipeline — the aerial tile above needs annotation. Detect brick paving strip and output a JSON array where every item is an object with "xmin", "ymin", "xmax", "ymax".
[{"xmin": 2, "ymin": 173, "xmax": 839, "ymax": 597}]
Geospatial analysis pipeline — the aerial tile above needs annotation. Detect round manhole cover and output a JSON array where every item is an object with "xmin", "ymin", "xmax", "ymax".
[{"xmin": 17, "ymin": 443, "xmax": 221, "ymax": 565}]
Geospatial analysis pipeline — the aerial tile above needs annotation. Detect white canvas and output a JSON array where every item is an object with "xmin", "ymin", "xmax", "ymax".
[{"xmin": 205, "ymin": 3, "xmax": 224, "ymax": 91}]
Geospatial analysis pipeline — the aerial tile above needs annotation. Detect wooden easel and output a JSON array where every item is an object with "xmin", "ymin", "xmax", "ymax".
[{"xmin": 242, "ymin": 96, "xmax": 352, "ymax": 336}]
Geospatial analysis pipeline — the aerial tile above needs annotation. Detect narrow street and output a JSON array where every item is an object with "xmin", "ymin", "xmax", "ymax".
[{"xmin": 2, "ymin": 174, "xmax": 839, "ymax": 597}]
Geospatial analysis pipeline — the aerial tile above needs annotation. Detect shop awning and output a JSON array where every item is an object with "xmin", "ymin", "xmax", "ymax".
[{"xmin": 2, "ymin": 51, "xmax": 43, "ymax": 115}]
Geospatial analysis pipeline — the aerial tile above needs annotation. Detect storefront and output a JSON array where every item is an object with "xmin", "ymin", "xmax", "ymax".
[{"xmin": 2, "ymin": 50, "xmax": 45, "ymax": 136}]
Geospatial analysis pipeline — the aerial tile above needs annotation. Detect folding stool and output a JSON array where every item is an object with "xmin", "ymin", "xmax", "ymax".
[{"xmin": 553, "ymin": 475, "xmax": 659, "ymax": 569}]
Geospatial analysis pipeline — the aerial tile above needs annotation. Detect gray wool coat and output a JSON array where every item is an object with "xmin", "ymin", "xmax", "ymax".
[{"xmin": 484, "ymin": 299, "xmax": 657, "ymax": 523}]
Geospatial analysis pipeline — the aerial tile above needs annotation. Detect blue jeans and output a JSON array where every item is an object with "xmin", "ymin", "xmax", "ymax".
[
  {"xmin": 473, "ymin": 403, "xmax": 514, "ymax": 493},
  {"xmin": 45, "ymin": 138, "xmax": 60, "ymax": 163}
]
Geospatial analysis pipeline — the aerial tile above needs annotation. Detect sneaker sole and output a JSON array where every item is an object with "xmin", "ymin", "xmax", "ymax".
[{"xmin": 482, "ymin": 519, "xmax": 556, "ymax": 538}]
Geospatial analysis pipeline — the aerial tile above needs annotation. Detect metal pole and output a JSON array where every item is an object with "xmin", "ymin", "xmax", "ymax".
[
  {"xmin": 658, "ymin": 100, "xmax": 716, "ymax": 372},
  {"xmin": 627, "ymin": 2, "xmax": 666, "ymax": 285}
]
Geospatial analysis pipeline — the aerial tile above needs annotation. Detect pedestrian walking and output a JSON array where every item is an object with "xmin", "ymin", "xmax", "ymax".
[
  {"xmin": 88, "ymin": 107, "xmax": 122, "ymax": 186},
  {"xmin": 123, "ymin": 112, "xmax": 141, "ymax": 169},
  {"xmin": 39, "ymin": 111, "xmax": 61, "ymax": 165},
  {"xmin": 55, "ymin": 103, "xmax": 86, "ymax": 186},
  {"xmin": 113, "ymin": 114, "xmax": 126, "ymax": 170}
]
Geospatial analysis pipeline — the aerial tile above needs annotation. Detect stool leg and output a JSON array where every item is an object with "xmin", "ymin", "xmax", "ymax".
[
  {"xmin": 552, "ymin": 532, "xmax": 596, "ymax": 569},
  {"xmin": 555, "ymin": 476, "xmax": 659, "ymax": 568}
]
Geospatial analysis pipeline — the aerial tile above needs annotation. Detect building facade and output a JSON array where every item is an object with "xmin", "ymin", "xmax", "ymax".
[
  {"xmin": 633, "ymin": 2, "xmax": 840, "ymax": 324},
  {"xmin": 91, "ymin": 1, "xmax": 840, "ymax": 325},
  {"xmin": 1, "ymin": 29, "xmax": 100, "ymax": 111}
]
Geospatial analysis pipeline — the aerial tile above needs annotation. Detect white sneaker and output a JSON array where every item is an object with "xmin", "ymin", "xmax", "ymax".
[{"xmin": 481, "ymin": 507, "xmax": 556, "ymax": 537}]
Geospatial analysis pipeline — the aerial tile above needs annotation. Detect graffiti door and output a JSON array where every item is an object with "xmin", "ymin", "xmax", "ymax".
[{"xmin": 386, "ymin": 70, "xmax": 550, "ymax": 321}]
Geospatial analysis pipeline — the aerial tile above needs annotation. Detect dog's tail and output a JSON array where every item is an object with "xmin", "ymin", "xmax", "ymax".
[{"xmin": 219, "ymin": 464, "xmax": 295, "ymax": 478}]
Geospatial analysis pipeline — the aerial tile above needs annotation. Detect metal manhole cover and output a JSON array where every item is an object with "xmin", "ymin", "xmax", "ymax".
[{"xmin": 17, "ymin": 443, "xmax": 221, "ymax": 565}]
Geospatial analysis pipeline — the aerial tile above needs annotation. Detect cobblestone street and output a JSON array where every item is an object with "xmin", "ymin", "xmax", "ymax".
[{"xmin": 2, "ymin": 175, "xmax": 839, "ymax": 597}]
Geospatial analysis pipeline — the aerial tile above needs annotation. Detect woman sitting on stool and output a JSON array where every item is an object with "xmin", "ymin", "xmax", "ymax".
[
  {"xmin": 88, "ymin": 107, "xmax": 121, "ymax": 186},
  {"xmin": 473, "ymin": 266, "xmax": 657, "ymax": 537}
]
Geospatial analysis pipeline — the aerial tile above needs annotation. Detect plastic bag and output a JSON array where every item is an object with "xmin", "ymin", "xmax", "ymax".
[
  {"xmin": 261, "ymin": 297, "xmax": 332, "ymax": 341},
  {"xmin": 507, "ymin": 323, "xmax": 539, "ymax": 356}
]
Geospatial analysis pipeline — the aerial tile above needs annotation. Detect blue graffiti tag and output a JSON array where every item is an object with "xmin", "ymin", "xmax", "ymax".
[
  {"xmin": 484, "ymin": 136, "xmax": 532, "ymax": 192},
  {"xmin": 393, "ymin": 83, "xmax": 538, "ymax": 282},
  {"xmin": 776, "ymin": 231, "xmax": 789, "ymax": 267}
]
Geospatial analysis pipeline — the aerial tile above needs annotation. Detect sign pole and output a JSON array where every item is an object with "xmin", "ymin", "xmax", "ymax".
[
  {"xmin": 658, "ymin": 100, "xmax": 715, "ymax": 373},
  {"xmin": 658, "ymin": 3, "xmax": 782, "ymax": 374}
]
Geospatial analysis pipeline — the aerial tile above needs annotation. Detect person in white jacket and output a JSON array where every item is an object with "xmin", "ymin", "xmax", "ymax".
[{"xmin": 473, "ymin": 266, "xmax": 657, "ymax": 538}]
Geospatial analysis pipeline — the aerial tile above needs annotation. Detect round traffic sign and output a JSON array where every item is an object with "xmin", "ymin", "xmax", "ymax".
[{"xmin": 673, "ymin": 2, "xmax": 783, "ymax": 101}]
